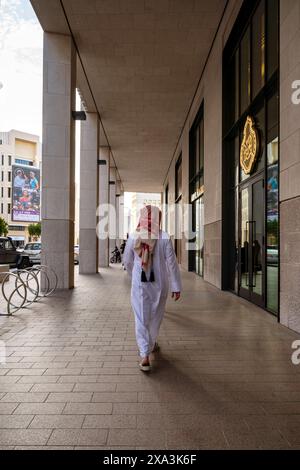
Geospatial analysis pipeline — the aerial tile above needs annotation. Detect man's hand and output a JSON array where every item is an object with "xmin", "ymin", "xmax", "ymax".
[{"xmin": 172, "ymin": 292, "xmax": 181, "ymax": 301}]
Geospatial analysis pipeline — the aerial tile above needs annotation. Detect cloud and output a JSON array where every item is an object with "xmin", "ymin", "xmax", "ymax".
[{"xmin": 0, "ymin": 0, "xmax": 43, "ymax": 137}]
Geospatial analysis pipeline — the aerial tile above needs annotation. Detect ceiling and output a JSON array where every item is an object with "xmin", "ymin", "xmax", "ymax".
[{"xmin": 31, "ymin": 0, "xmax": 227, "ymax": 192}]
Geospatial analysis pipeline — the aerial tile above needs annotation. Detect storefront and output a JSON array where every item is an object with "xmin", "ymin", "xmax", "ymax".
[
  {"xmin": 189, "ymin": 104, "xmax": 205, "ymax": 277},
  {"xmin": 222, "ymin": 0, "xmax": 279, "ymax": 315},
  {"xmin": 175, "ymin": 154, "xmax": 183, "ymax": 264}
]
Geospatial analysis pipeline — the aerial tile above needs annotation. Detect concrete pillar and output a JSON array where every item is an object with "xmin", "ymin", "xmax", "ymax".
[
  {"xmin": 98, "ymin": 147, "xmax": 109, "ymax": 267},
  {"xmin": 41, "ymin": 33, "xmax": 76, "ymax": 289},
  {"xmin": 279, "ymin": 0, "xmax": 300, "ymax": 332},
  {"xmin": 109, "ymin": 166, "xmax": 117, "ymax": 255},
  {"xmin": 79, "ymin": 111, "xmax": 99, "ymax": 273},
  {"xmin": 118, "ymin": 190, "xmax": 125, "ymax": 242}
]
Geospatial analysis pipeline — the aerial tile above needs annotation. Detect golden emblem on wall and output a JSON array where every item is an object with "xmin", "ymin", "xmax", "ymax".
[{"xmin": 240, "ymin": 116, "xmax": 260, "ymax": 175}]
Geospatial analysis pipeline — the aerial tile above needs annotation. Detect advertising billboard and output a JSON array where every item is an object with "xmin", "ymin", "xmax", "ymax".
[{"xmin": 12, "ymin": 165, "xmax": 41, "ymax": 222}]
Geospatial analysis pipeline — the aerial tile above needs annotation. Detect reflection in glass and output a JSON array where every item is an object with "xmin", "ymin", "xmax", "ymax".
[
  {"xmin": 267, "ymin": 0, "xmax": 279, "ymax": 79},
  {"xmin": 240, "ymin": 28, "xmax": 251, "ymax": 113},
  {"xmin": 252, "ymin": 180, "xmax": 264, "ymax": 297},
  {"xmin": 195, "ymin": 197, "xmax": 204, "ymax": 277},
  {"xmin": 252, "ymin": 1, "xmax": 265, "ymax": 98},
  {"xmin": 267, "ymin": 137, "xmax": 278, "ymax": 166},
  {"xmin": 241, "ymin": 188, "xmax": 249, "ymax": 290},
  {"xmin": 267, "ymin": 163, "xmax": 279, "ymax": 313}
]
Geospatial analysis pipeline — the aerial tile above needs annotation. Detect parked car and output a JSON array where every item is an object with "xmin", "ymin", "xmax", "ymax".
[
  {"xmin": 74, "ymin": 245, "xmax": 79, "ymax": 265},
  {"xmin": 267, "ymin": 246, "xmax": 279, "ymax": 266},
  {"xmin": 23, "ymin": 242, "xmax": 42, "ymax": 266},
  {"xmin": 0, "ymin": 237, "xmax": 30, "ymax": 269}
]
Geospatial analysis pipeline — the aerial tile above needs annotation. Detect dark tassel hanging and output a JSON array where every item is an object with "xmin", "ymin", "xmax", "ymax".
[
  {"xmin": 149, "ymin": 270, "xmax": 155, "ymax": 282},
  {"xmin": 141, "ymin": 270, "xmax": 147, "ymax": 282}
]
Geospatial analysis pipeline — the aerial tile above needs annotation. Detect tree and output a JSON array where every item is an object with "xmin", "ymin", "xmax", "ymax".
[
  {"xmin": 0, "ymin": 217, "xmax": 9, "ymax": 237},
  {"xmin": 28, "ymin": 223, "xmax": 41, "ymax": 241}
]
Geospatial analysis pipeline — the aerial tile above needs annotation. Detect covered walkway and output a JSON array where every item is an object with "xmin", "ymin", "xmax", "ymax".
[{"xmin": 0, "ymin": 267, "xmax": 299, "ymax": 449}]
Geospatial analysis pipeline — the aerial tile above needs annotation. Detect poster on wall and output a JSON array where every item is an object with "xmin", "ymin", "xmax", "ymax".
[{"xmin": 12, "ymin": 165, "xmax": 41, "ymax": 222}]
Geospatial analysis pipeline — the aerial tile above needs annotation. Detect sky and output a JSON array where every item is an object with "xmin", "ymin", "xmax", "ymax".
[{"xmin": 0, "ymin": 0, "xmax": 43, "ymax": 137}]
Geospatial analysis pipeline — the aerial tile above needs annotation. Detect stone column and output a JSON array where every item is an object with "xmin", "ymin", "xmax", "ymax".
[
  {"xmin": 98, "ymin": 147, "xmax": 109, "ymax": 267},
  {"xmin": 109, "ymin": 166, "xmax": 117, "ymax": 256},
  {"xmin": 42, "ymin": 32, "xmax": 76, "ymax": 289},
  {"xmin": 280, "ymin": 0, "xmax": 300, "ymax": 332},
  {"xmin": 118, "ymin": 190, "xmax": 125, "ymax": 243},
  {"xmin": 79, "ymin": 111, "xmax": 99, "ymax": 273}
]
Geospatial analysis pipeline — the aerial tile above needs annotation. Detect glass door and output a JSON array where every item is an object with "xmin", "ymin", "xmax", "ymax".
[
  {"xmin": 175, "ymin": 197, "xmax": 182, "ymax": 264},
  {"xmin": 239, "ymin": 176, "xmax": 265, "ymax": 307},
  {"xmin": 195, "ymin": 197, "xmax": 204, "ymax": 276}
]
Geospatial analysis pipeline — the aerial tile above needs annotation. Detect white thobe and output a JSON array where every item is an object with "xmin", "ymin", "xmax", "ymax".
[{"xmin": 123, "ymin": 230, "xmax": 182, "ymax": 357}]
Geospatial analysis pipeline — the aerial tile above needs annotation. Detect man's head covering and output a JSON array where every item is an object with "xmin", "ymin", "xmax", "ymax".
[{"xmin": 134, "ymin": 205, "xmax": 162, "ymax": 281}]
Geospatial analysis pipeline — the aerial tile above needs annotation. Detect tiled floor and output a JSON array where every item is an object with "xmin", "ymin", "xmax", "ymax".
[{"xmin": 0, "ymin": 265, "xmax": 300, "ymax": 449}]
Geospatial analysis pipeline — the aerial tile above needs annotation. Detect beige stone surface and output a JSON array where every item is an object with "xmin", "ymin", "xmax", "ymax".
[{"xmin": 0, "ymin": 265, "xmax": 299, "ymax": 449}]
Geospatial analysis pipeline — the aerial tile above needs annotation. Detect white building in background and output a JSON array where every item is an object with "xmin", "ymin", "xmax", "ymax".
[
  {"xmin": 124, "ymin": 192, "xmax": 162, "ymax": 237},
  {"xmin": 0, "ymin": 130, "xmax": 41, "ymax": 247}
]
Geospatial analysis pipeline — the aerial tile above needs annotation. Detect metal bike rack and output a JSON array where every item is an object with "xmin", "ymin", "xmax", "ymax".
[{"xmin": 0, "ymin": 264, "xmax": 58, "ymax": 316}]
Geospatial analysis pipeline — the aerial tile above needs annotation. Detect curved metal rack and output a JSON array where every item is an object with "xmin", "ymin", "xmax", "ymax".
[{"xmin": 0, "ymin": 264, "xmax": 58, "ymax": 316}]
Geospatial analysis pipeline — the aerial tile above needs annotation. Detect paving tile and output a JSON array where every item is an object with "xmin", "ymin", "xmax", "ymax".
[
  {"xmin": 83, "ymin": 415, "xmax": 136, "ymax": 429},
  {"xmin": 18, "ymin": 376, "xmax": 60, "ymax": 384},
  {"xmin": 0, "ymin": 384, "xmax": 33, "ymax": 393},
  {"xmin": 107, "ymin": 429, "xmax": 166, "ymax": 448},
  {"xmin": 92, "ymin": 392, "xmax": 137, "ymax": 403},
  {"xmin": 48, "ymin": 429, "xmax": 108, "ymax": 446},
  {"xmin": 0, "ymin": 403, "xmax": 19, "ymax": 414},
  {"xmin": 223, "ymin": 428, "xmax": 290, "ymax": 450},
  {"xmin": 14, "ymin": 446, "xmax": 74, "ymax": 450},
  {"xmin": 31, "ymin": 383, "xmax": 75, "ymax": 392},
  {"xmin": 63, "ymin": 403, "xmax": 112, "ymax": 415},
  {"xmin": 46, "ymin": 392, "xmax": 92, "ymax": 403},
  {"xmin": 113, "ymin": 403, "xmax": 162, "ymax": 415},
  {"xmin": 73, "ymin": 383, "xmax": 116, "ymax": 392},
  {"xmin": 0, "ymin": 429, "xmax": 52, "ymax": 446},
  {"xmin": 6, "ymin": 369, "xmax": 46, "ymax": 376},
  {"xmin": 0, "ymin": 392, "xmax": 48, "ymax": 403},
  {"xmin": 43, "ymin": 368, "xmax": 82, "ymax": 376},
  {"xmin": 166, "ymin": 429, "xmax": 227, "ymax": 449},
  {"xmin": 0, "ymin": 415, "xmax": 34, "ymax": 429},
  {"xmin": 13, "ymin": 403, "xmax": 65, "ymax": 415},
  {"xmin": 29, "ymin": 415, "xmax": 84, "ymax": 429}
]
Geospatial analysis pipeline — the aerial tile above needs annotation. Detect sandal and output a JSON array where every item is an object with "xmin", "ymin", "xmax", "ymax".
[
  {"xmin": 139, "ymin": 363, "xmax": 151, "ymax": 372},
  {"xmin": 139, "ymin": 359, "xmax": 151, "ymax": 372}
]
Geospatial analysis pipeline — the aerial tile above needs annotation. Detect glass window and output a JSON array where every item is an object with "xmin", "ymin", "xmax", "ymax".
[
  {"xmin": 266, "ymin": 163, "xmax": 279, "ymax": 313},
  {"xmin": 199, "ymin": 118, "xmax": 204, "ymax": 186},
  {"xmin": 252, "ymin": 1, "xmax": 265, "ymax": 98},
  {"xmin": 267, "ymin": 0, "xmax": 279, "ymax": 79},
  {"xmin": 254, "ymin": 106, "xmax": 265, "ymax": 172},
  {"xmin": 4, "ymin": 239, "xmax": 14, "ymax": 250},
  {"xmin": 175, "ymin": 157, "xmax": 182, "ymax": 201},
  {"xmin": 194, "ymin": 197, "xmax": 204, "ymax": 277},
  {"xmin": 240, "ymin": 27, "xmax": 251, "ymax": 113}
]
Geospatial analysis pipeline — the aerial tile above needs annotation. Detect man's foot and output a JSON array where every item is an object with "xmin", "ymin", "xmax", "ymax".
[
  {"xmin": 139, "ymin": 356, "xmax": 151, "ymax": 372},
  {"xmin": 152, "ymin": 342, "xmax": 160, "ymax": 353}
]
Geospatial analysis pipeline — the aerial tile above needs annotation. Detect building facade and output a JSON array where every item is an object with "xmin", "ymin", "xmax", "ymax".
[
  {"xmin": 163, "ymin": 0, "xmax": 300, "ymax": 332},
  {"xmin": 0, "ymin": 130, "xmax": 41, "ymax": 246}
]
